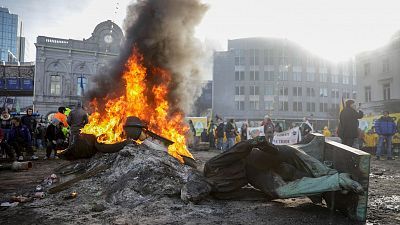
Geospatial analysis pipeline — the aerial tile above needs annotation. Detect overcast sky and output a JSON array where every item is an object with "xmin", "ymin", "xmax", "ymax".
[{"xmin": 3, "ymin": 0, "xmax": 400, "ymax": 63}]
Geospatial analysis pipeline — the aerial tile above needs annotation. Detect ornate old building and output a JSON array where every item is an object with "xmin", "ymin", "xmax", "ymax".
[{"xmin": 34, "ymin": 20, "xmax": 123, "ymax": 115}]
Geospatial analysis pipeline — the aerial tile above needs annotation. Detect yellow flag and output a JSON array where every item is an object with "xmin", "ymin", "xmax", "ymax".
[{"xmin": 339, "ymin": 97, "xmax": 345, "ymax": 113}]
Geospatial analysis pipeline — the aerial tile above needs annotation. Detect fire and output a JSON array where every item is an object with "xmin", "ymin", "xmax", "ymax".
[{"xmin": 81, "ymin": 48, "xmax": 193, "ymax": 163}]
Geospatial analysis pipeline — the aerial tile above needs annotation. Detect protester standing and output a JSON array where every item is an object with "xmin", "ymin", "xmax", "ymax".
[
  {"xmin": 66, "ymin": 103, "xmax": 88, "ymax": 150},
  {"xmin": 375, "ymin": 111, "xmax": 397, "ymax": 160},
  {"xmin": 263, "ymin": 116, "xmax": 275, "ymax": 143},
  {"xmin": 216, "ymin": 119, "xmax": 225, "ymax": 151},
  {"xmin": 338, "ymin": 100, "xmax": 364, "ymax": 147},
  {"xmin": 0, "ymin": 127, "xmax": 14, "ymax": 161},
  {"xmin": 200, "ymin": 129, "xmax": 208, "ymax": 142},
  {"xmin": 241, "ymin": 123, "xmax": 248, "ymax": 141},
  {"xmin": 274, "ymin": 123, "xmax": 283, "ymax": 133},
  {"xmin": 363, "ymin": 128, "xmax": 378, "ymax": 155},
  {"xmin": 207, "ymin": 120, "xmax": 216, "ymax": 149},
  {"xmin": 21, "ymin": 108, "xmax": 37, "ymax": 146},
  {"xmin": 225, "ymin": 119, "xmax": 237, "ymax": 149}
]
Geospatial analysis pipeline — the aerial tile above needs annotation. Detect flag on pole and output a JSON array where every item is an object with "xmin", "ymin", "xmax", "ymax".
[{"xmin": 339, "ymin": 97, "xmax": 345, "ymax": 113}]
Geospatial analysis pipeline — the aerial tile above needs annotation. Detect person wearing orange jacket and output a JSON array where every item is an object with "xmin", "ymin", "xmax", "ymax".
[{"xmin": 54, "ymin": 107, "xmax": 69, "ymax": 128}]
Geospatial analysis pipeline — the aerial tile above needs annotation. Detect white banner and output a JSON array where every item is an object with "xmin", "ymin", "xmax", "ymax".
[
  {"xmin": 247, "ymin": 126, "xmax": 265, "ymax": 139},
  {"xmin": 272, "ymin": 127, "xmax": 301, "ymax": 145}
]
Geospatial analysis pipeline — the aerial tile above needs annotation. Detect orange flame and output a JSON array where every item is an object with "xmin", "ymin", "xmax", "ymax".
[{"xmin": 81, "ymin": 48, "xmax": 193, "ymax": 163}]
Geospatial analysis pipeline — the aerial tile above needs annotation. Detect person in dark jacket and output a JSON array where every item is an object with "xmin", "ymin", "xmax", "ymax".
[
  {"xmin": 200, "ymin": 129, "xmax": 208, "ymax": 142},
  {"xmin": 67, "ymin": 102, "xmax": 88, "ymax": 148},
  {"xmin": 208, "ymin": 120, "xmax": 216, "ymax": 149},
  {"xmin": 21, "ymin": 108, "xmax": 37, "ymax": 138},
  {"xmin": 0, "ymin": 110, "xmax": 12, "ymax": 140},
  {"xmin": 0, "ymin": 127, "xmax": 14, "ymax": 161},
  {"xmin": 338, "ymin": 100, "xmax": 364, "ymax": 147},
  {"xmin": 241, "ymin": 123, "xmax": 248, "ymax": 141},
  {"xmin": 9, "ymin": 117, "xmax": 38, "ymax": 161},
  {"xmin": 216, "ymin": 119, "xmax": 225, "ymax": 151},
  {"xmin": 374, "ymin": 111, "xmax": 397, "ymax": 160},
  {"xmin": 225, "ymin": 119, "xmax": 238, "ymax": 150},
  {"xmin": 45, "ymin": 118, "xmax": 65, "ymax": 159}
]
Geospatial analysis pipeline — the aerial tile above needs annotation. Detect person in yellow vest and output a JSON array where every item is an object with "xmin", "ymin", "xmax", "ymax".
[
  {"xmin": 392, "ymin": 132, "xmax": 400, "ymax": 157},
  {"xmin": 363, "ymin": 129, "xmax": 379, "ymax": 155},
  {"xmin": 322, "ymin": 126, "xmax": 331, "ymax": 137}
]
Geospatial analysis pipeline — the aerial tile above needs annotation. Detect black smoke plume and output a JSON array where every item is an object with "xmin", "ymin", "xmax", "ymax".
[{"xmin": 87, "ymin": 0, "xmax": 208, "ymax": 114}]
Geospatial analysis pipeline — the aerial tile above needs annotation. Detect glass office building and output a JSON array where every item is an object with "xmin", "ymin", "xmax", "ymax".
[{"xmin": 0, "ymin": 7, "xmax": 18, "ymax": 62}]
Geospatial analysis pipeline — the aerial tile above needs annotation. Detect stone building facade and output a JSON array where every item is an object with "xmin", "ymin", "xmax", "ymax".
[
  {"xmin": 33, "ymin": 20, "xmax": 123, "ymax": 115},
  {"xmin": 213, "ymin": 38, "xmax": 356, "ymax": 130},
  {"xmin": 356, "ymin": 31, "xmax": 400, "ymax": 115}
]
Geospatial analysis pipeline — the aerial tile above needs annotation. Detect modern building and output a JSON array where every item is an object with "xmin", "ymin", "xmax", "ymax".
[
  {"xmin": 213, "ymin": 38, "xmax": 357, "ymax": 130},
  {"xmin": 0, "ymin": 7, "xmax": 18, "ymax": 63},
  {"xmin": 33, "ymin": 20, "xmax": 123, "ymax": 116},
  {"xmin": 0, "ymin": 62, "xmax": 35, "ymax": 112},
  {"xmin": 356, "ymin": 31, "xmax": 400, "ymax": 115},
  {"xmin": 16, "ymin": 36, "xmax": 25, "ymax": 62}
]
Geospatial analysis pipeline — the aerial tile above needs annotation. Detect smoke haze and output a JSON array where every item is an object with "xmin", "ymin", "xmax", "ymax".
[{"xmin": 88, "ymin": 0, "xmax": 209, "ymax": 115}]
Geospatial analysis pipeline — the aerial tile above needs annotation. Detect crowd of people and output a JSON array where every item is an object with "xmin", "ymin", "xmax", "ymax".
[
  {"xmin": 0, "ymin": 103, "xmax": 88, "ymax": 162},
  {"xmin": 194, "ymin": 99, "xmax": 399, "ymax": 160},
  {"xmin": 193, "ymin": 115, "xmax": 294, "ymax": 152},
  {"xmin": 338, "ymin": 99, "xmax": 399, "ymax": 160}
]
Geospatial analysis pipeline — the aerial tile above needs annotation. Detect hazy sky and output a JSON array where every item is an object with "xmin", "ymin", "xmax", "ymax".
[{"xmin": 3, "ymin": 0, "xmax": 400, "ymax": 62}]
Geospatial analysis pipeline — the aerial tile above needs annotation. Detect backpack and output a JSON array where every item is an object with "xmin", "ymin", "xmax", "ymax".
[{"xmin": 216, "ymin": 123, "xmax": 225, "ymax": 138}]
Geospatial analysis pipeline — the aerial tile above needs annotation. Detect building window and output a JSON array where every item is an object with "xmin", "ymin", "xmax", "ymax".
[
  {"xmin": 279, "ymin": 56, "xmax": 288, "ymax": 66},
  {"xmin": 249, "ymin": 101, "xmax": 260, "ymax": 110},
  {"xmin": 343, "ymin": 75, "xmax": 349, "ymax": 84},
  {"xmin": 382, "ymin": 58, "xmax": 389, "ymax": 73},
  {"xmin": 293, "ymin": 102, "xmax": 302, "ymax": 112},
  {"xmin": 264, "ymin": 86, "xmax": 273, "ymax": 95},
  {"xmin": 383, "ymin": 83, "xmax": 390, "ymax": 100},
  {"xmin": 319, "ymin": 88, "xmax": 328, "ymax": 97},
  {"xmin": 319, "ymin": 73, "xmax": 328, "ymax": 82},
  {"xmin": 331, "ymin": 88, "xmax": 339, "ymax": 98},
  {"xmin": 293, "ymin": 87, "xmax": 302, "ymax": 96},
  {"xmin": 365, "ymin": 87, "xmax": 371, "ymax": 102},
  {"xmin": 342, "ymin": 90, "xmax": 350, "ymax": 99},
  {"xmin": 264, "ymin": 49, "xmax": 274, "ymax": 65},
  {"xmin": 331, "ymin": 104, "xmax": 340, "ymax": 112},
  {"xmin": 264, "ymin": 71, "xmax": 274, "ymax": 81},
  {"xmin": 319, "ymin": 103, "xmax": 328, "ymax": 112},
  {"xmin": 293, "ymin": 72, "xmax": 302, "ymax": 81},
  {"xmin": 250, "ymin": 71, "xmax": 260, "ymax": 80},
  {"xmin": 306, "ymin": 102, "xmax": 316, "ymax": 112},
  {"xmin": 331, "ymin": 75, "xmax": 339, "ymax": 83},
  {"xmin": 265, "ymin": 101, "xmax": 273, "ymax": 110},
  {"xmin": 249, "ymin": 49, "xmax": 259, "ymax": 65},
  {"xmin": 278, "ymin": 72, "xmax": 288, "ymax": 81},
  {"xmin": 364, "ymin": 63, "xmax": 370, "ymax": 76},
  {"xmin": 279, "ymin": 87, "xmax": 288, "ymax": 96},
  {"xmin": 306, "ymin": 73, "xmax": 315, "ymax": 82},
  {"xmin": 235, "ymin": 71, "xmax": 245, "ymax": 81},
  {"xmin": 50, "ymin": 75, "xmax": 61, "ymax": 95},
  {"xmin": 235, "ymin": 86, "xmax": 245, "ymax": 95},
  {"xmin": 306, "ymin": 87, "xmax": 315, "ymax": 97},
  {"xmin": 279, "ymin": 101, "xmax": 289, "ymax": 111},
  {"xmin": 352, "ymin": 75, "xmax": 357, "ymax": 85},
  {"xmin": 234, "ymin": 49, "xmax": 245, "ymax": 66},
  {"xmin": 249, "ymin": 86, "xmax": 260, "ymax": 95},
  {"xmin": 235, "ymin": 101, "xmax": 245, "ymax": 111},
  {"xmin": 77, "ymin": 76, "xmax": 87, "ymax": 96}
]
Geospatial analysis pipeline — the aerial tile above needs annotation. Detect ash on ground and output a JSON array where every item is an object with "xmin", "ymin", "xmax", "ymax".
[{"xmin": 1, "ymin": 145, "xmax": 395, "ymax": 225}]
